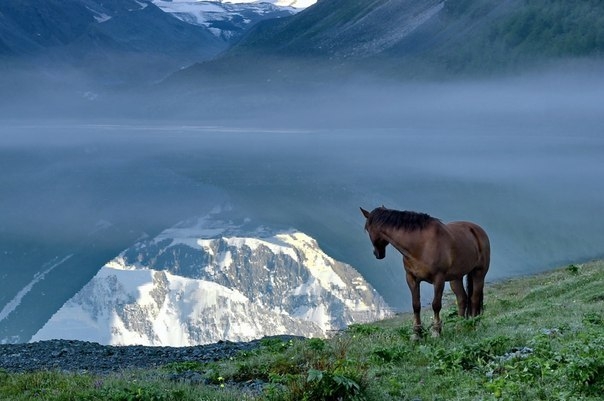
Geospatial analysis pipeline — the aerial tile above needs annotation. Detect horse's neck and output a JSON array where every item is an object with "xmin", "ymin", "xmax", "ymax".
[{"xmin": 382, "ymin": 226, "xmax": 421, "ymax": 257}]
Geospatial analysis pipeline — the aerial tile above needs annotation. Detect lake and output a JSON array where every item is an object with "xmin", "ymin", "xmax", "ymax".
[{"xmin": 1, "ymin": 73, "xmax": 603, "ymax": 341}]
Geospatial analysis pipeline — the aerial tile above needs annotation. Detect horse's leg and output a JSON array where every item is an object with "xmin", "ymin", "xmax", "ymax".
[
  {"xmin": 405, "ymin": 272, "xmax": 422, "ymax": 340},
  {"xmin": 431, "ymin": 275, "xmax": 445, "ymax": 337},
  {"xmin": 450, "ymin": 279, "xmax": 468, "ymax": 317},
  {"xmin": 469, "ymin": 269, "xmax": 486, "ymax": 317}
]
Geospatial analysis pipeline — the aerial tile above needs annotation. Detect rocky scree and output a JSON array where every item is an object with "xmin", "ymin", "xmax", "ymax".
[{"xmin": 0, "ymin": 336, "xmax": 300, "ymax": 376}]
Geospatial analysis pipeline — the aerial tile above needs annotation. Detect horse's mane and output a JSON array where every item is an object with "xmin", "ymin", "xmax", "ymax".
[{"xmin": 367, "ymin": 207, "xmax": 436, "ymax": 231}]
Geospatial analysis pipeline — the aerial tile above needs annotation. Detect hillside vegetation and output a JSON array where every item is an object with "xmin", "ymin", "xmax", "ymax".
[
  {"xmin": 226, "ymin": 0, "xmax": 604, "ymax": 77},
  {"xmin": 1, "ymin": 261, "xmax": 603, "ymax": 400},
  {"xmin": 416, "ymin": 0, "xmax": 604, "ymax": 74}
]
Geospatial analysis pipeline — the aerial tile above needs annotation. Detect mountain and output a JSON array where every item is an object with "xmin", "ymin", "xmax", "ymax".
[
  {"xmin": 151, "ymin": 1, "xmax": 297, "ymax": 42},
  {"xmin": 221, "ymin": 0, "xmax": 604, "ymax": 76},
  {"xmin": 0, "ymin": 0, "xmax": 298, "ymax": 85},
  {"xmin": 3, "ymin": 0, "xmax": 602, "ymax": 86},
  {"xmin": 0, "ymin": 0, "xmax": 220, "ymax": 84},
  {"xmin": 224, "ymin": 0, "xmax": 317, "ymax": 8},
  {"xmin": 227, "ymin": 0, "xmax": 445, "ymax": 57},
  {"xmin": 32, "ymin": 213, "xmax": 392, "ymax": 346}
]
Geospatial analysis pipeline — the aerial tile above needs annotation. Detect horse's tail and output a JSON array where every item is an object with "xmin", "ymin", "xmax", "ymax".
[
  {"xmin": 469, "ymin": 224, "xmax": 490, "ymax": 316},
  {"xmin": 466, "ymin": 272, "xmax": 474, "ymax": 317}
]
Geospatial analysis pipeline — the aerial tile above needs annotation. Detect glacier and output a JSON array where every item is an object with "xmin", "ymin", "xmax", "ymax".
[
  {"xmin": 225, "ymin": 0, "xmax": 317, "ymax": 8},
  {"xmin": 32, "ymin": 212, "xmax": 392, "ymax": 346},
  {"xmin": 151, "ymin": 0, "xmax": 307, "ymax": 39}
]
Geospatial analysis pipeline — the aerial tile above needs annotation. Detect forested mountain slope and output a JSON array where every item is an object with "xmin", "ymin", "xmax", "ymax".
[{"xmin": 224, "ymin": 0, "xmax": 604, "ymax": 76}]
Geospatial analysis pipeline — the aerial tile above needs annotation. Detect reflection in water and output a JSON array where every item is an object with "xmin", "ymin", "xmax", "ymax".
[
  {"xmin": 2, "ymin": 121, "xmax": 603, "ymax": 313},
  {"xmin": 1, "ymin": 75, "xmax": 604, "ymax": 342}
]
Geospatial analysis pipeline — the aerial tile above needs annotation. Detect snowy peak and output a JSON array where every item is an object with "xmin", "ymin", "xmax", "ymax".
[
  {"xmin": 33, "ymin": 212, "xmax": 391, "ymax": 346},
  {"xmin": 152, "ymin": 1, "xmax": 298, "ymax": 40},
  {"xmin": 156, "ymin": 1, "xmax": 316, "ymax": 11},
  {"xmin": 0, "ymin": 0, "xmax": 308, "ymax": 84},
  {"xmin": 225, "ymin": 0, "xmax": 317, "ymax": 8}
]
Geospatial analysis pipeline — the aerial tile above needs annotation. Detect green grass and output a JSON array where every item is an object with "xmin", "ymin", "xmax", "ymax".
[{"xmin": 1, "ymin": 261, "xmax": 603, "ymax": 400}]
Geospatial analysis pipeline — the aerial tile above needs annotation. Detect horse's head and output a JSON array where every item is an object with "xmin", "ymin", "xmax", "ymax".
[{"xmin": 360, "ymin": 207, "xmax": 388, "ymax": 259}]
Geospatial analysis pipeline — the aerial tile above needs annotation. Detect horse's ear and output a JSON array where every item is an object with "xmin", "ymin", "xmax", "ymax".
[{"xmin": 360, "ymin": 207, "xmax": 371, "ymax": 219}]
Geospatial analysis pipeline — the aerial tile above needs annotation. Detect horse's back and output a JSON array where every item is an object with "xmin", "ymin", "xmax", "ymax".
[{"xmin": 446, "ymin": 221, "xmax": 490, "ymax": 270}]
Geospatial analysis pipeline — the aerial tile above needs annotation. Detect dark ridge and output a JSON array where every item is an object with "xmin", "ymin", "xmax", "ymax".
[{"xmin": 366, "ymin": 207, "xmax": 436, "ymax": 232}]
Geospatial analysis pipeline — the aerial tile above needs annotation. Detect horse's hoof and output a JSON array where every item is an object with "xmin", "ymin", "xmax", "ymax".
[
  {"xmin": 431, "ymin": 330, "xmax": 441, "ymax": 338},
  {"xmin": 410, "ymin": 333, "xmax": 421, "ymax": 341}
]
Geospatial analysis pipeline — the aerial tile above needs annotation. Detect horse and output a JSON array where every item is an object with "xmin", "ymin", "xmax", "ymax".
[{"xmin": 360, "ymin": 206, "xmax": 490, "ymax": 339}]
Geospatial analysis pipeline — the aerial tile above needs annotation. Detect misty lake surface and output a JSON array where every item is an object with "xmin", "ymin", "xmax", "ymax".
[{"xmin": 1, "ymin": 76, "xmax": 604, "ymax": 321}]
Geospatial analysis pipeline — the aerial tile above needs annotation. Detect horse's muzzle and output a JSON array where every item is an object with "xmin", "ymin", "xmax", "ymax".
[{"xmin": 374, "ymin": 250, "xmax": 385, "ymax": 259}]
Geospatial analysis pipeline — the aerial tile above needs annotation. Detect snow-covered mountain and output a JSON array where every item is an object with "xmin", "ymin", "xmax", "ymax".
[
  {"xmin": 152, "ymin": 1, "xmax": 299, "ymax": 41},
  {"xmin": 224, "ymin": 0, "xmax": 317, "ymax": 8},
  {"xmin": 0, "ymin": 0, "xmax": 306, "ymax": 85},
  {"xmin": 32, "ymin": 212, "xmax": 391, "ymax": 346}
]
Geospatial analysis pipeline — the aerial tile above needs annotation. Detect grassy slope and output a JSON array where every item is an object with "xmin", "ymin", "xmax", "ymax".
[{"xmin": 1, "ymin": 261, "xmax": 603, "ymax": 400}]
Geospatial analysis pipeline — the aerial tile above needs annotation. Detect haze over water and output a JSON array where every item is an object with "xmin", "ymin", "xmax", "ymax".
[{"xmin": 1, "ymin": 68, "xmax": 603, "ymax": 315}]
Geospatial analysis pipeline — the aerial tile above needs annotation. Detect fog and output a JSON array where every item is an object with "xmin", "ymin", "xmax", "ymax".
[{"xmin": 1, "ymin": 61, "xmax": 604, "ymax": 340}]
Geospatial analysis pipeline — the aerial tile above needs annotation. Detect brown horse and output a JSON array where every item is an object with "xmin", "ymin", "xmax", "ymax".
[{"xmin": 360, "ymin": 206, "xmax": 490, "ymax": 339}]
